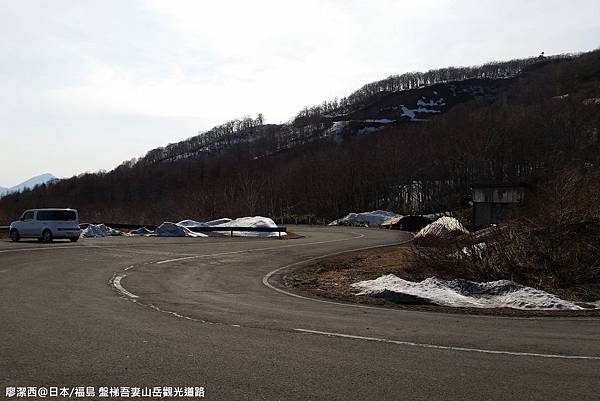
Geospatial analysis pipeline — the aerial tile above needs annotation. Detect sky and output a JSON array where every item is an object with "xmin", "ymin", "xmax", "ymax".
[{"xmin": 1, "ymin": 0, "xmax": 599, "ymax": 186}]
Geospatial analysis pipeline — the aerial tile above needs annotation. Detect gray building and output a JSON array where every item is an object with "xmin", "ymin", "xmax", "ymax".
[{"xmin": 472, "ymin": 183, "xmax": 528, "ymax": 227}]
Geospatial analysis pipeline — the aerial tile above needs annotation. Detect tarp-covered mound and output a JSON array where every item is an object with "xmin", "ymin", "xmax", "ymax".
[
  {"xmin": 351, "ymin": 274, "xmax": 585, "ymax": 310},
  {"xmin": 413, "ymin": 217, "xmax": 469, "ymax": 244},
  {"xmin": 91, "ymin": 217, "xmax": 283, "ymax": 238},
  {"xmin": 176, "ymin": 219, "xmax": 229, "ymax": 237},
  {"xmin": 154, "ymin": 222, "xmax": 207, "ymax": 237},
  {"xmin": 212, "ymin": 216, "xmax": 285, "ymax": 237},
  {"xmin": 329, "ymin": 210, "xmax": 401, "ymax": 227},
  {"xmin": 205, "ymin": 218, "xmax": 232, "ymax": 226},
  {"xmin": 80, "ymin": 224, "xmax": 122, "ymax": 238},
  {"xmin": 128, "ymin": 227, "xmax": 153, "ymax": 236},
  {"xmin": 176, "ymin": 219, "xmax": 208, "ymax": 228}
]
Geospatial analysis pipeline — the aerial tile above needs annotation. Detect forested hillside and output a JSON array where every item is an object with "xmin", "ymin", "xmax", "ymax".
[
  {"xmin": 132, "ymin": 53, "xmax": 569, "ymax": 168},
  {"xmin": 1, "ymin": 50, "xmax": 598, "ymax": 225}
]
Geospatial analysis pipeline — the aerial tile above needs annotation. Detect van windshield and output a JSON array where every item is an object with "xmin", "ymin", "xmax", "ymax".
[{"xmin": 36, "ymin": 210, "xmax": 77, "ymax": 221}]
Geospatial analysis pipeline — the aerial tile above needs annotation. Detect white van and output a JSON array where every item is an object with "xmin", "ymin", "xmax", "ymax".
[{"xmin": 9, "ymin": 208, "xmax": 81, "ymax": 243}]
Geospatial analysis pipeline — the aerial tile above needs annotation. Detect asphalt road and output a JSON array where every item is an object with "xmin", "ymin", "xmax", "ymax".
[{"xmin": 1, "ymin": 226, "xmax": 599, "ymax": 401}]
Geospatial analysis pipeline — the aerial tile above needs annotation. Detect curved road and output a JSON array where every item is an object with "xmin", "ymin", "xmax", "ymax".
[{"xmin": 1, "ymin": 226, "xmax": 599, "ymax": 400}]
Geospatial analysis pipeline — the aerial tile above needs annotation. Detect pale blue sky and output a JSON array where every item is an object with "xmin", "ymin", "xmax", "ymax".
[{"xmin": 1, "ymin": 0, "xmax": 599, "ymax": 185}]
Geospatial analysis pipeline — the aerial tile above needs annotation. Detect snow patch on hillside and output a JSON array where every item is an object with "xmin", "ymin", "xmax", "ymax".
[
  {"xmin": 400, "ymin": 105, "xmax": 442, "ymax": 119},
  {"xmin": 358, "ymin": 126, "xmax": 384, "ymax": 135},
  {"xmin": 416, "ymin": 97, "xmax": 446, "ymax": 107},
  {"xmin": 364, "ymin": 119, "xmax": 395, "ymax": 123},
  {"xmin": 327, "ymin": 121, "xmax": 350, "ymax": 135},
  {"xmin": 352, "ymin": 274, "xmax": 584, "ymax": 310}
]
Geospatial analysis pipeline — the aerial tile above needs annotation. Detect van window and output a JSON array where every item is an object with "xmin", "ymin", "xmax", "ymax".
[
  {"xmin": 36, "ymin": 210, "xmax": 77, "ymax": 221},
  {"xmin": 23, "ymin": 211, "xmax": 34, "ymax": 220}
]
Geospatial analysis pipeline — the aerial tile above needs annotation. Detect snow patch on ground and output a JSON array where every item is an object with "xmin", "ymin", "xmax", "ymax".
[
  {"xmin": 456, "ymin": 242, "xmax": 488, "ymax": 258},
  {"xmin": 351, "ymin": 274, "xmax": 584, "ymax": 310},
  {"xmin": 329, "ymin": 210, "xmax": 401, "ymax": 227},
  {"xmin": 80, "ymin": 224, "xmax": 122, "ymax": 238}
]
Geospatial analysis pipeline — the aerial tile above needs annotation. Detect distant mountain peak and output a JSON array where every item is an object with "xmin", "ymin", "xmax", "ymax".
[{"xmin": 0, "ymin": 173, "xmax": 57, "ymax": 198}]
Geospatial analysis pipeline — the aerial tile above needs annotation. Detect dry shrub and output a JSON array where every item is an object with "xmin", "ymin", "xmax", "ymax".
[{"xmin": 415, "ymin": 167, "xmax": 600, "ymax": 300}]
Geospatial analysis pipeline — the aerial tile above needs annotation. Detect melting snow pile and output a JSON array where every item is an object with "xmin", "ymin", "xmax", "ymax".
[
  {"xmin": 351, "ymin": 274, "xmax": 583, "ymax": 310},
  {"xmin": 413, "ymin": 217, "xmax": 469, "ymax": 244},
  {"xmin": 212, "ymin": 216, "xmax": 285, "ymax": 237},
  {"xmin": 80, "ymin": 224, "xmax": 122, "ymax": 238},
  {"xmin": 456, "ymin": 242, "xmax": 488, "ymax": 259},
  {"xmin": 154, "ymin": 222, "xmax": 207, "ymax": 237},
  {"xmin": 329, "ymin": 210, "xmax": 401, "ymax": 227}
]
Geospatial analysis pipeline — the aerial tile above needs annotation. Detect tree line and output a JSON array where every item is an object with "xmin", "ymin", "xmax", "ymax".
[{"xmin": 0, "ymin": 50, "xmax": 597, "ymax": 225}]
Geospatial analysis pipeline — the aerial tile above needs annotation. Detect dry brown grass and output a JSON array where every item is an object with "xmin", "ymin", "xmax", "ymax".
[{"xmin": 283, "ymin": 243, "xmax": 600, "ymax": 316}]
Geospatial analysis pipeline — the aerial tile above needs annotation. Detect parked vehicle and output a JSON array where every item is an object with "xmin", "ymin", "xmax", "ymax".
[{"xmin": 9, "ymin": 209, "xmax": 81, "ymax": 243}]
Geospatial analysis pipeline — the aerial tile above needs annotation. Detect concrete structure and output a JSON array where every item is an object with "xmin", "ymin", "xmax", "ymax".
[{"xmin": 472, "ymin": 183, "xmax": 528, "ymax": 226}]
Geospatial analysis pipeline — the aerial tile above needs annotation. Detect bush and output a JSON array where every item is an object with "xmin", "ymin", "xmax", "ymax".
[{"xmin": 414, "ymin": 167, "xmax": 600, "ymax": 301}]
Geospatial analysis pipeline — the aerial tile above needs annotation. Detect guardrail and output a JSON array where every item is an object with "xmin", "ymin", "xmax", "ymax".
[
  {"xmin": 187, "ymin": 226, "xmax": 287, "ymax": 238},
  {"xmin": 0, "ymin": 226, "xmax": 8, "ymax": 233}
]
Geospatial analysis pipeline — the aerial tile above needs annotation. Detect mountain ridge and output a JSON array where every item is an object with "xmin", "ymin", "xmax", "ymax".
[
  {"xmin": 132, "ymin": 53, "xmax": 573, "ymax": 168},
  {"xmin": 0, "ymin": 48, "xmax": 598, "ymax": 224}
]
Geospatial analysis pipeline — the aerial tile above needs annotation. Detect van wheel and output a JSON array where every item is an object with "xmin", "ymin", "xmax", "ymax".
[
  {"xmin": 42, "ymin": 229, "xmax": 54, "ymax": 243},
  {"xmin": 69, "ymin": 237, "xmax": 79, "ymax": 243},
  {"xmin": 10, "ymin": 229, "xmax": 20, "ymax": 242}
]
